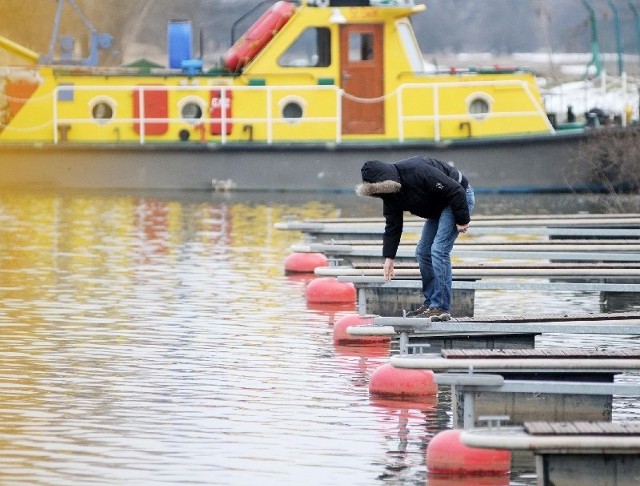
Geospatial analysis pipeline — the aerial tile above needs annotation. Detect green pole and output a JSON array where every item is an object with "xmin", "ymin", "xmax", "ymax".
[
  {"xmin": 607, "ymin": 0, "xmax": 624, "ymax": 75},
  {"xmin": 582, "ymin": 0, "xmax": 602, "ymax": 76},
  {"xmin": 629, "ymin": 2, "xmax": 640, "ymax": 56}
]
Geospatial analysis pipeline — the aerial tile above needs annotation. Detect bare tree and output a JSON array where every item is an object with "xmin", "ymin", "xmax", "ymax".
[{"xmin": 566, "ymin": 127, "xmax": 640, "ymax": 212}]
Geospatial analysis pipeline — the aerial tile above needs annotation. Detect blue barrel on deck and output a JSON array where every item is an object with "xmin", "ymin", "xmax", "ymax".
[{"xmin": 168, "ymin": 20, "xmax": 193, "ymax": 69}]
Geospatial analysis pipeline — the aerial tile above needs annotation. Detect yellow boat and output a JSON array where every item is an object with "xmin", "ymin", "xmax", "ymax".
[{"xmin": 0, "ymin": 0, "xmax": 599, "ymax": 191}]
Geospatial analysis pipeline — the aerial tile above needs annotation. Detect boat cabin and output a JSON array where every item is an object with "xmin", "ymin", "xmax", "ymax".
[{"xmin": 0, "ymin": 0, "xmax": 553, "ymax": 146}]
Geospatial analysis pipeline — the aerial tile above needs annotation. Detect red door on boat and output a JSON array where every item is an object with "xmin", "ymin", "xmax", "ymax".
[
  {"xmin": 133, "ymin": 86, "xmax": 169, "ymax": 136},
  {"xmin": 340, "ymin": 24, "xmax": 384, "ymax": 135}
]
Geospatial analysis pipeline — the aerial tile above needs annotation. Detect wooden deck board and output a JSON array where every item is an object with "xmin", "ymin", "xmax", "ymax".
[
  {"xmin": 402, "ymin": 310, "xmax": 640, "ymax": 323},
  {"xmin": 525, "ymin": 421, "xmax": 640, "ymax": 435},
  {"xmin": 318, "ymin": 266, "xmax": 640, "ymax": 277},
  {"xmin": 321, "ymin": 239, "xmax": 640, "ymax": 246},
  {"xmin": 286, "ymin": 214, "xmax": 640, "ymax": 225},
  {"xmin": 441, "ymin": 348, "xmax": 640, "ymax": 359},
  {"xmin": 353, "ymin": 262, "xmax": 640, "ymax": 270}
]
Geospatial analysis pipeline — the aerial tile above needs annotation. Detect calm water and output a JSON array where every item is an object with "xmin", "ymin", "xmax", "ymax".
[{"xmin": 0, "ymin": 189, "xmax": 638, "ymax": 486}]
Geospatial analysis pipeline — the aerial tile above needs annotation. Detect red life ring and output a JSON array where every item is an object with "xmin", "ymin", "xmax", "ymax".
[{"xmin": 224, "ymin": 1, "xmax": 295, "ymax": 72}]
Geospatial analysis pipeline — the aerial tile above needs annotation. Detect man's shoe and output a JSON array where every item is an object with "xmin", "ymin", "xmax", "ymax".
[
  {"xmin": 416, "ymin": 307, "xmax": 451, "ymax": 321},
  {"xmin": 406, "ymin": 305, "xmax": 428, "ymax": 317}
]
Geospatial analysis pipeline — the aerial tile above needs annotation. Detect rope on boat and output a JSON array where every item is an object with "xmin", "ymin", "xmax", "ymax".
[{"xmin": 341, "ymin": 88, "xmax": 398, "ymax": 103}]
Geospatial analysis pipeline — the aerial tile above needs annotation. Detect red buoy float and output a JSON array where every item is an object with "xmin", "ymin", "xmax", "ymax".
[
  {"xmin": 333, "ymin": 313, "xmax": 390, "ymax": 346},
  {"xmin": 334, "ymin": 343, "xmax": 390, "ymax": 359},
  {"xmin": 283, "ymin": 252, "xmax": 328, "ymax": 274},
  {"xmin": 368, "ymin": 362, "xmax": 437, "ymax": 398},
  {"xmin": 426, "ymin": 429, "xmax": 511, "ymax": 477},
  {"xmin": 426, "ymin": 473, "xmax": 510, "ymax": 486},
  {"xmin": 305, "ymin": 277, "xmax": 355, "ymax": 304},
  {"xmin": 224, "ymin": 1, "xmax": 296, "ymax": 72}
]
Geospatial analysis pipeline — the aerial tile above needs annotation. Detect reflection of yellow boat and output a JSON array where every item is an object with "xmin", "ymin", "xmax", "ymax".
[{"xmin": 0, "ymin": 0, "xmax": 596, "ymax": 192}]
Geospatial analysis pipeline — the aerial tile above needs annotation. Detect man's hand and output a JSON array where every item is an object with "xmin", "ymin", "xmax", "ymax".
[
  {"xmin": 456, "ymin": 223, "xmax": 469, "ymax": 233},
  {"xmin": 383, "ymin": 257, "xmax": 395, "ymax": 281}
]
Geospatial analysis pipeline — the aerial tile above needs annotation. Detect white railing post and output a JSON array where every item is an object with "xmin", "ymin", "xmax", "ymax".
[
  {"xmin": 433, "ymin": 85, "xmax": 440, "ymax": 142},
  {"xmin": 336, "ymin": 88, "xmax": 342, "ymax": 143},
  {"xmin": 622, "ymin": 71, "xmax": 628, "ymax": 127},
  {"xmin": 138, "ymin": 86, "xmax": 145, "ymax": 145},
  {"xmin": 267, "ymin": 86, "xmax": 273, "ymax": 145},
  {"xmin": 221, "ymin": 87, "xmax": 228, "ymax": 145},
  {"xmin": 397, "ymin": 86, "xmax": 404, "ymax": 142},
  {"xmin": 53, "ymin": 86, "xmax": 59, "ymax": 144}
]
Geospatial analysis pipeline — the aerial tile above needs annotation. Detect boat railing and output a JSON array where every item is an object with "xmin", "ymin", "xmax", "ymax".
[
  {"xmin": 49, "ymin": 78, "xmax": 552, "ymax": 144},
  {"xmin": 397, "ymin": 78, "xmax": 554, "ymax": 141},
  {"xmin": 52, "ymin": 84, "xmax": 343, "ymax": 144}
]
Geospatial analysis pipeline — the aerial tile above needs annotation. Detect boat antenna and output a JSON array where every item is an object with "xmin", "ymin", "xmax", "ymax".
[{"xmin": 230, "ymin": 0, "xmax": 276, "ymax": 46}]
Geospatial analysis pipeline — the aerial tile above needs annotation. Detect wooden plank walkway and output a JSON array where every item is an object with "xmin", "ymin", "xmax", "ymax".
[
  {"xmin": 290, "ymin": 226, "xmax": 640, "ymax": 239},
  {"xmin": 350, "ymin": 262, "xmax": 640, "ymax": 270},
  {"xmin": 343, "ymin": 276, "xmax": 640, "ymax": 319},
  {"xmin": 296, "ymin": 244, "xmax": 640, "ymax": 266},
  {"xmin": 318, "ymin": 265, "xmax": 640, "ymax": 278},
  {"xmin": 276, "ymin": 214, "xmax": 640, "ymax": 241},
  {"xmin": 389, "ymin": 355, "xmax": 640, "ymax": 372},
  {"xmin": 390, "ymin": 337, "xmax": 640, "ymax": 370},
  {"xmin": 341, "ymin": 276, "xmax": 640, "ymax": 293},
  {"xmin": 278, "ymin": 214, "xmax": 640, "ymax": 239},
  {"xmin": 441, "ymin": 348, "xmax": 640, "ymax": 359},
  {"xmin": 314, "ymin": 239, "xmax": 640, "ymax": 246},
  {"xmin": 308, "ymin": 248, "xmax": 640, "ymax": 262},
  {"xmin": 294, "ymin": 241, "xmax": 640, "ymax": 252},
  {"xmin": 381, "ymin": 310, "xmax": 640, "ymax": 324},
  {"xmin": 525, "ymin": 421, "xmax": 640, "ymax": 435},
  {"xmin": 461, "ymin": 423, "xmax": 640, "ymax": 485},
  {"xmin": 275, "ymin": 214, "xmax": 640, "ymax": 231},
  {"xmin": 461, "ymin": 423, "xmax": 640, "ymax": 449},
  {"xmin": 364, "ymin": 311, "xmax": 640, "ymax": 337},
  {"xmin": 279, "ymin": 213, "xmax": 640, "ymax": 225}
]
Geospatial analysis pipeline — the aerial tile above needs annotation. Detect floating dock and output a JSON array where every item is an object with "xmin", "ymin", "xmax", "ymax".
[
  {"xmin": 279, "ymin": 212, "xmax": 640, "ymax": 316},
  {"xmin": 275, "ymin": 213, "xmax": 640, "ymax": 241},
  {"xmin": 435, "ymin": 369, "xmax": 640, "ymax": 428},
  {"xmin": 392, "ymin": 346, "xmax": 640, "ymax": 428},
  {"xmin": 277, "ymin": 213, "xmax": 640, "ymax": 483},
  {"xmin": 461, "ymin": 422, "xmax": 640, "ymax": 486}
]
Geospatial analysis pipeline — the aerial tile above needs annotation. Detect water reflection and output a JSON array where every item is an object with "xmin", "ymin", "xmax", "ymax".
[{"xmin": 0, "ymin": 189, "xmax": 637, "ymax": 486}]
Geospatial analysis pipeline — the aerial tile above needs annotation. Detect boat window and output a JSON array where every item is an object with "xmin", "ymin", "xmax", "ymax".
[
  {"xmin": 89, "ymin": 97, "xmax": 115, "ymax": 123},
  {"xmin": 178, "ymin": 97, "xmax": 205, "ymax": 123},
  {"xmin": 181, "ymin": 102, "xmax": 203, "ymax": 120},
  {"xmin": 283, "ymin": 102, "xmax": 303, "ymax": 119},
  {"xmin": 279, "ymin": 28, "xmax": 331, "ymax": 67},
  {"xmin": 278, "ymin": 95, "xmax": 306, "ymax": 124},
  {"xmin": 468, "ymin": 95, "xmax": 491, "ymax": 120},
  {"xmin": 397, "ymin": 21, "xmax": 424, "ymax": 73},
  {"xmin": 348, "ymin": 33, "xmax": 374, "ymax": 62}
]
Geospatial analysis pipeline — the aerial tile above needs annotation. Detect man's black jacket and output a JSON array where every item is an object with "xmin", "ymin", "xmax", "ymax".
[{"xmin": 358, "ymin": 156, "xmax": 470, "ymax": 259}]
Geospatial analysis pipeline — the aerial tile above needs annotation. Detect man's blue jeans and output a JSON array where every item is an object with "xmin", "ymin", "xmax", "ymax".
[{"xmin": 415, "ymin": 187, "xmax": 475, "ymax": 312}]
